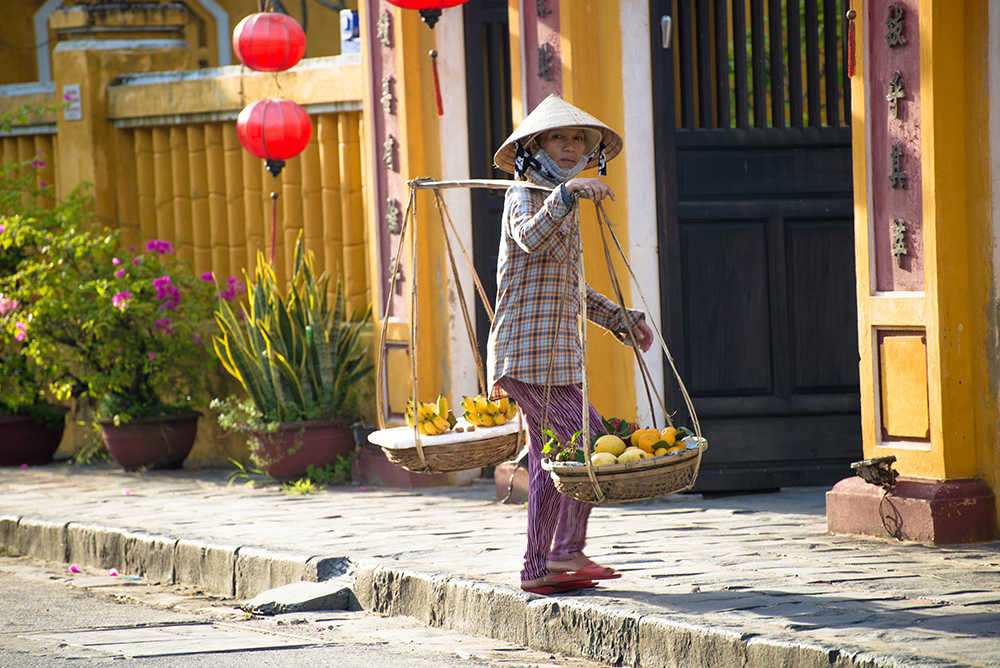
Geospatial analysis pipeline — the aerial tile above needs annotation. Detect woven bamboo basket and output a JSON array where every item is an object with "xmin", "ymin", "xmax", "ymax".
[
  {"xmin": 369, "ymin": 179, "xmax": 543, "ymax": 474},
  {"xmin": 541, "ymin": 437, "xmax": 707, "ymax": 503},
  {"xmin": 533, "ymin": 199, "xmax": 707, "ymax": 505},
  {"xmin": 367, "ymin": 418, "xmax": 523, "ymax": 473}
]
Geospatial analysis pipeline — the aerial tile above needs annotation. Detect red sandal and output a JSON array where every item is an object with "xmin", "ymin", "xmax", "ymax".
[
  {"xmin": 548, "ymin": 559, "xmax": 621, "ymax": 581},
  {"xmin": 520, "ymin": 572, "xmax": 598, "ymax": 595}
]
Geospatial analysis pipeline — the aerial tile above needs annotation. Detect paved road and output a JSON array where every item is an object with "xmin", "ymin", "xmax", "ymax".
[
  {"xmin": 0, "ymin": 555, "xmax": 604, "ymax": 667},
  {"xmin": 2, "ymin": 465, "xmax": 1000, "ymax": 666}
]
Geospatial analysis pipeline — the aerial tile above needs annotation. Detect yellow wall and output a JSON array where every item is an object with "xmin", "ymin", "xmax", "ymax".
[
  {"xmin": 0, "ymin": 1, "xmax": 355, "ymax": 85},
  {"xmin": 558, "ymin": 0, "xmax": 638, "ymax": 421}
]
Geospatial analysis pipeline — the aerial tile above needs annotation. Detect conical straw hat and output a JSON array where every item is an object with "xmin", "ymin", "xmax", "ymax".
[{"xmin": 493, "ymin": 94, "xmax": 622, "ymax": 175}]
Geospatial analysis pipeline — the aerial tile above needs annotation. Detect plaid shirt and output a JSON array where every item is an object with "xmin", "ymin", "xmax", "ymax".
[{"xmin": 487, "ymin": 183, "xmax": 640, "ymax": 397}]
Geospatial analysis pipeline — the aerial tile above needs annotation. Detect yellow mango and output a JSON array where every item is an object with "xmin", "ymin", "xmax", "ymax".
[
  {"xmin": 594, "ymin": 435, "xmax": 627, "ymax": 456},
  {"xmin": 618, "ymin": 447, "xmax": 649, "ymax": 463},
  {"xmin": 591, "ymin": 452, "xmax": 618, "ymax": 467},
  {"xmin": 660, "ymin": 426, "xmax": 678, "ymax": 446}
]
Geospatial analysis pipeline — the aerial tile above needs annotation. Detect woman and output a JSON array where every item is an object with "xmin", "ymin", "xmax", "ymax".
[{"xmin": 488, "ymin": 95, "xmax": 654, "ymax": 595}]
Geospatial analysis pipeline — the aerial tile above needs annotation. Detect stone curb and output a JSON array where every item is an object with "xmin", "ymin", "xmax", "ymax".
[{"xmin": 0, "ymin": 514, "xmax": 918, "ymax": 667}]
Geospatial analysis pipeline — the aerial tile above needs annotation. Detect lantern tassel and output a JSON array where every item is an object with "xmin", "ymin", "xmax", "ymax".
[
  {"xmin": 430, "ymin": 50, "xmax": 444, "ymax": 117},
  {"xmin": 270, "ymin": 191, "xmax": 279, "ymax": 265},
  {"xmin": 846, "ymin": 7, "xmax": 857, "ymax": 78}
]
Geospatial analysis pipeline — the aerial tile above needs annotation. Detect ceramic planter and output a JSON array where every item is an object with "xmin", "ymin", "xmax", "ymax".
[
  {"xmin": 99, "ymin": 412, "xmax": 199, "ymax": 471},
  {"xmin": 0, "ymin": 411, "xmax": 66, "ymax": 466},
  {"xmin": 252, "ymin": 419, "xmax": 354, "ymax": 481}
]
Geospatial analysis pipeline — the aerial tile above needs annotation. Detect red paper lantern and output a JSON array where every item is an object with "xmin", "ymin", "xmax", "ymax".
[
  {"xmin": 232, "ymin": 12, "xmax": 306, "ymax": 72},
  {"xmin": 237, "ymin": 99, "xmax": 312, "ymax": 176},
  {"xmin": 384, "ymin": 0, "xmax": 470, "ymax": 28}
]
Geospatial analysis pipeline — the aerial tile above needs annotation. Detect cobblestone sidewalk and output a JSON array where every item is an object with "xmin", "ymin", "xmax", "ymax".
[{"xmin": 1, "ymin": 464, "xmax": 998, "ymax": 667}]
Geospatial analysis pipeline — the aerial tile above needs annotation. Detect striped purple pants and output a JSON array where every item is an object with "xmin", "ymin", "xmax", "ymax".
[{"xmin": 498, "ymin": 376, "xmax": 607, "ymax": 582}]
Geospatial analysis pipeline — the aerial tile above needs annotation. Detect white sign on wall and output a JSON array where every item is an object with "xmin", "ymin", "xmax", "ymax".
[{"xmin": 63, "ymin": 84, "xmax": 82, "ymax": 121}]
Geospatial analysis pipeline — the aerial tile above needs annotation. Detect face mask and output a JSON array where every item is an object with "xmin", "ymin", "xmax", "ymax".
[{"xmin": 527, "ymin": 149, "xmax": 588, "ymax": 187}]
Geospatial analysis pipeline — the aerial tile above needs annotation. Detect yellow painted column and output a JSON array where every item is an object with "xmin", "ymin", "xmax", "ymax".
[
  {"xmin": 558, "ymin": 0, "xmax": 636, "ymax": 421},
  {"xmin": 134, "ymin": 128, "xmax": 157, "ymax": 244},
  {"xmin": 221, "ymin": 123, "xmax": 247, "ymax": 280},
  {"xmin": 241, "ymin": 149, "xmax": 265, "ymax": 273},
  {"xmin": 152, "ymin": 127, "xmax": 175, "ymax": 244},
  {"xmin": 113, "ymin": 129, "xmax": 140, "ymax": 250},
  {"xmin": 318, "ymin": 114, "xmax": 345, "ymax": 291},
  {"xmin": 300, "ymin": 129, "xmax": 324, "ymax": 268},
  {"xmin": 205, "ymin": 123, "xmax": 229, "ymax": 280},
  {"xmin": 831, "ymin": 0, "xmax": 996, "ymax": 542},
  {"xmin": 339, "ymin": 112, "xmax": 367, "ymax": 312},
  {"xmin": 187, "ymin": 124, "xmax": 211, "ymax": 274}
]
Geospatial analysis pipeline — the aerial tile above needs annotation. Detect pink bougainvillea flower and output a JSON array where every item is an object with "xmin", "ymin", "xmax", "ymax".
[
  {"xmin": 153, "ymin": 275, "xmax": 181, "ymax": 311},
  {"xmin": 132, "ymin": 256, "xmax": 142, "ymax": 266},
  {"xmin": 107, "ymin": 568, "xmax": 119, "ymax": 577},
  {"xmin": 111, "ymin": 291, "xmax": 132, "ymax": 311},
  {"xmin": 219, "ymin": 277, "xmax": 246, "ymax": 302},
  {"xmin": 69, "ymin": 564, "xmax": 81, "ymax": 573},
  {"xmin": 0, "ymin": 224, "xmax": 5, "ymax": 234},
  {"xmin": 114, "ymin": 268, "xmax": 126, "ymax": 279},
  {"xmin": 29, "ymin": 159, "xmax": 45, "ymax": 169},
  {"xmin": 153, "ymin": 317, "xmax": 173, "ymax": 334},
  {"xmin": 112, "ymin": 257, "xmax": 121, "ymax": 266},
  {"xmin": 39, "ymin": 181, "xmax": 46, "ymax": 188},
  {"xmin": 200, "ymin": 271, "xmax": 215, "ymax": 282},
  {"xmin": 0, "ymin": 297, "xmax": 18, "ymax": 314},
  {"xmin": 121, "ymin": 488, "xmax": 132, "ymax": 496},
  {"xmin": 148, "ymin": 352, "xmax": 156, "ymax": 361},
  {"xmin": 20, "ymin": 463, "xmax": 28, "ymax": 470},
  {"xmin": 145, "ymin": 239, "xmax": 174, "ymax": 255},
  {"xmin": 14, "ymin": 321, "xmax": 27, "ymax": 341}
]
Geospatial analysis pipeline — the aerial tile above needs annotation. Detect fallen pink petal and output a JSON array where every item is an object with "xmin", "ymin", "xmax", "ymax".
[
  {"xmin": 107, "ymin": 568, "xmax": 119, "ymax": 577},
  {"xmin": 20, "ymin": 463, "xmax": 28, "ymax": 470},
  {"xmin": 69, "ymin": 564, "xmax": 81, "ymax": 573},
  {"xmin": 121, "ymin": 488, "xmax": 132, "ymax": 496}
]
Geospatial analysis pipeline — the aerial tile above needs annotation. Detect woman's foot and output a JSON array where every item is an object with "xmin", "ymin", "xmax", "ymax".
[
  {"xmin": 547, "ymin": 555, "xmax": 621, "ymax": 580},
  {"xmin": 520, "ymin": 572, "xmax": 597, "ymax": 595}
]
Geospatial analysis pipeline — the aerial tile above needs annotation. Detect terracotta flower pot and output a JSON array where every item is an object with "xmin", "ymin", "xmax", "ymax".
[
  {"xmin": 99, "ymin": 412, "xmax": 199, "ymax": 471},
  {"xmin": 252, "ymin": 419, "xmax": 354, "ymax": 481},
  {"xmin": 0, "ymin": 412, "xmax": 66, "ymax": 466}
]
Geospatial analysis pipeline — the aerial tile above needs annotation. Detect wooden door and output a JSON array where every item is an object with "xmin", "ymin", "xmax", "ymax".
[{"xmin": 650, "ymin": 0, "xmax": 861, "ymax": 491}]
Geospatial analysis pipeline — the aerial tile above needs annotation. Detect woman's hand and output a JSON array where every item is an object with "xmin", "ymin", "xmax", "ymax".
[
  {"xmin": 565, "ymin": 177, "xmax": 615, "ymax": 202},
  {"xmin": 619, "ymin": 319, "xmax": 654, "ymax": 352}
]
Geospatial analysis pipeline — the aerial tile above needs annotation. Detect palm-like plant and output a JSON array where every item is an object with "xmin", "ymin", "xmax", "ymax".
[{"xmin": 213, "ymin": 236, "xmax": 372, "ymax": 424}]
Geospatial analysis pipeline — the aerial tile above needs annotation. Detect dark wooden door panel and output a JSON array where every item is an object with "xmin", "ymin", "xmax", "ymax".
[
  {"xmin": 651, "ymin": 0, "xmax": 859, "ymax": 491},
  {"xmin": 681, "ymin": 221, "xmax": 773, "ymax": 396},
  {"xmin": 785, "ymin": 219, "xmax": 860, "ymax": 392}
]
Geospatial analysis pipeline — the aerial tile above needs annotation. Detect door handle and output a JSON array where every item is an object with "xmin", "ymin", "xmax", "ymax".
[{"xmin": 661, "ymin": 15, "xmax": 672, "ymax": 49}]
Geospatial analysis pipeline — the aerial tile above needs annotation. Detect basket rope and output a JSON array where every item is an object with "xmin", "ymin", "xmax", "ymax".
[
  {"xmin": 594, "ymin": 201, "xmax": 702, "ymax": 442},
  {"xmin": 373, "ymin": 179, "xmax": 531, "ymax": 473}
]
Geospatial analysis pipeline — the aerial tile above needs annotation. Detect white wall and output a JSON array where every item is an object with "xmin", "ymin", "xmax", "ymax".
[
  {"xmin": 436, "ymin": 8, "xmax": 480, "ymax": 406},
  {"xmin": 620, "ymin": 0, "xmax": 665, "ymax": 428}
]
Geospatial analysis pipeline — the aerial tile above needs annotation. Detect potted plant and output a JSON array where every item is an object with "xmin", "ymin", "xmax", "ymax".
[
  {"xmin": 0, "ymin": 118, "xmax": 81, "ymax": 466},
  {"xmin": 212, "ymin": 236, "xmax": 373, "ymax": 480},
  {"xmin": 0, "ymin": 214, "xmax": 218, "ymax": 470}
]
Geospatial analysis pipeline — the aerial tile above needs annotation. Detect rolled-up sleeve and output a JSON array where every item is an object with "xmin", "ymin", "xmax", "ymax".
[{"xmin": 586, "ymin": 286, "xmax": 645, "ymax": 339}]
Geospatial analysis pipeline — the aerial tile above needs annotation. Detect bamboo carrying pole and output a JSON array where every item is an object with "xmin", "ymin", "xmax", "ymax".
[{"xmin": 371, "ymin": 179, "xmax": 701, "ymax": 499}]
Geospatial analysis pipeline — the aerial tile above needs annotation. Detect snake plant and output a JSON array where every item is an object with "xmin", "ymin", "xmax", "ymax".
[{"xmin": 213, "ymin": 236, "xmax": 372, "ymax": 423}]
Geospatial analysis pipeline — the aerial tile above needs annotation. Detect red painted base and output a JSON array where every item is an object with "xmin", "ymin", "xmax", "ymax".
[
  {"xmin": 352, "ymin": 443, "xmax": 480, "ymax": 488},
  {"xmin": 826, "ymin": 476, "xmax": 997, "ymax": 544},
  {"xmin": 494, "ymin": 460, "xmax": 529, "ymax": 504}
]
